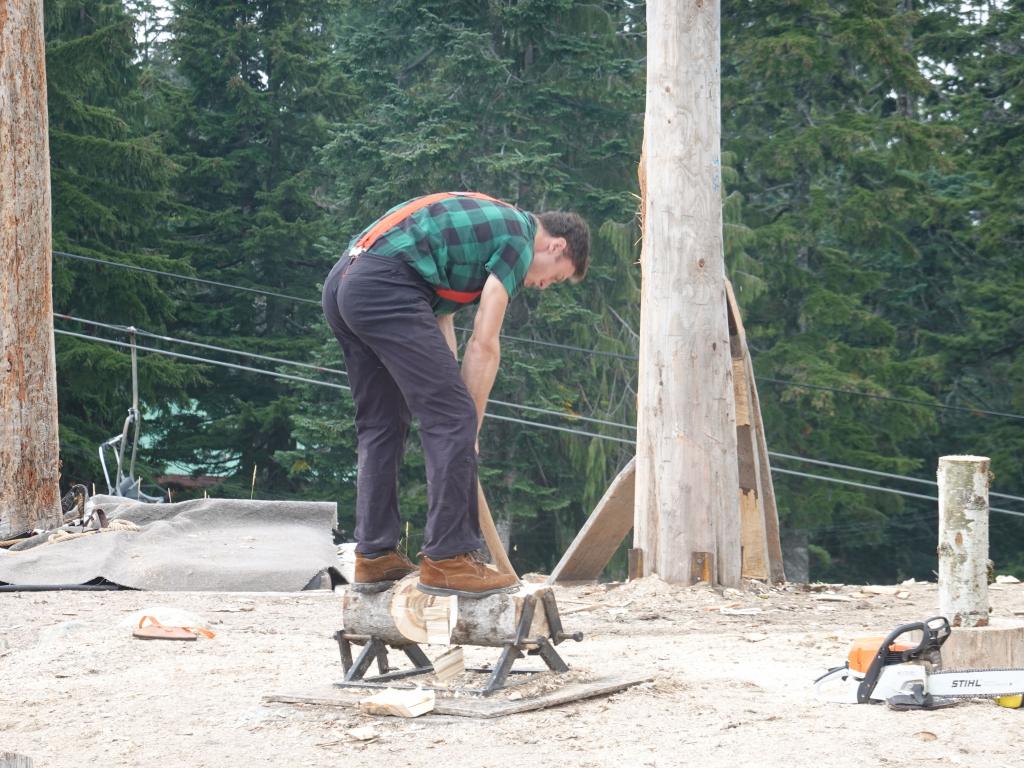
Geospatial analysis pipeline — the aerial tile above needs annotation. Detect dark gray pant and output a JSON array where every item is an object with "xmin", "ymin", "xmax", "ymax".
[{"xmin": 321, "ymin": 252, "xmax": 482, "ymax": 558}]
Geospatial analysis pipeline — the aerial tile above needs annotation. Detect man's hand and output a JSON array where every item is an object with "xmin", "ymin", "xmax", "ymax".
[{"xmin": 461, "ymin": 274, "xmax": 508, "ymax": 437}]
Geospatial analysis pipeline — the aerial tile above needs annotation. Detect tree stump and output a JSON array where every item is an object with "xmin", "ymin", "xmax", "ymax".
[
  {"xmin": 341, "ymin": 575, "xmax": 551, "ymax": 647},
  {"xmin": 937, "ymin": 455, "xmax": 990, "ymax": 628}
]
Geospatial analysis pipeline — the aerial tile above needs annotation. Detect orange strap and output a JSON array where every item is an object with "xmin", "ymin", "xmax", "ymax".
[
  {"xmin": 355, "ymin": 191, "xmax": 502, "ymax": 250},
  {"xmin": 355, "ymin": 192, "xmax": 504, "ymax": 306}
]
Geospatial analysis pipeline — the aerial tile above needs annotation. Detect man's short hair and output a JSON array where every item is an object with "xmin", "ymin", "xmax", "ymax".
[{"xmin": 538, "ymin": 211, "xmax": 590, "ymax": 281}]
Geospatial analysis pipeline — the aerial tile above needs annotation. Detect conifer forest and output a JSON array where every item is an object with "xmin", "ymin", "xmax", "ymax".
[{"xmin": 47, "ymin": 1, "xmax": 1024, "ymax": 582}]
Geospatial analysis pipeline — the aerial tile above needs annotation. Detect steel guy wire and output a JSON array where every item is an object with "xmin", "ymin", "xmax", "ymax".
[
  {"xmin": 56, "ymin": 329, "xmax": 635, "ymax": 442},
  {"xmin": 54, "ymin": 314, "xmax": 634, "ymax": 432},
  {"xmin": 53, "ymin": 249, "xmax": 1024, "ymax": 421},
  {"xmin": 769, "ymin": 451, "xmax": 1024, "ymax": 505},
  {"xmin": 771, "ymin": 467, "xmax": 1024, "ymax": 519},
  {"xmin": 53, "ymin": 329, "xmax": 1024, "ymax": 517}
]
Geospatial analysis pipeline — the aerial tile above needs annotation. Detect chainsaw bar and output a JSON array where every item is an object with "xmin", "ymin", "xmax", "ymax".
[{"xmin": 926, "ymin": 668, "xmax": 1024, "ymax": 699}]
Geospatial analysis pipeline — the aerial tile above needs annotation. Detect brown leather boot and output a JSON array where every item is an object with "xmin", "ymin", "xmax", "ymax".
[
  {"xmin": 353, "ymin": 550, "xmax": 417, "ymax": 592},
  {"xmin": 416, "ymin": 551, "xmax": 520, "ymax": 599}
]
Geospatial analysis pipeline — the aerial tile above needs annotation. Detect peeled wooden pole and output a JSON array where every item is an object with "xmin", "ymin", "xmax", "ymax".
[
  {"xmin": 937, "ymin": 455, "xmax": 990, "ymax": 628},
  {"xmin": 634, "ymin": 0, "xmax": 740, "ymax": 585},
  {"xmin": 0, "ymin": 0, "xmax": 62, "ymax": 535}
]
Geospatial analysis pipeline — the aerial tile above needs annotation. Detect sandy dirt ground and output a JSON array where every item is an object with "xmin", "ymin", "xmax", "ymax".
[{"xmin": 2, "ymin": 576, "xmax": 1023, "ymax": 767}]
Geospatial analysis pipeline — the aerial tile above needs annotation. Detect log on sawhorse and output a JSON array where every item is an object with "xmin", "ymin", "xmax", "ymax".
[{"xmin": 334, "ymin": 575, "xmax": 582, "ymax": 696}]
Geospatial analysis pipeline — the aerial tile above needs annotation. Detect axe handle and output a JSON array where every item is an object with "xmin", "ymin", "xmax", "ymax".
[{"xmin": 477, "ymin": 481, "xmax": 517, "ymax": 577}]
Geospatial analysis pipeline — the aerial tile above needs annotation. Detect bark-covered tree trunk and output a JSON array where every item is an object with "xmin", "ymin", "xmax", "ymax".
[
  {"xmin": 634, "ymin": 0, "xmax": 740, "ymax": 586},
  {"xmin": 0, "ymin": 0, "xmax": 62, "ymax": 534}
]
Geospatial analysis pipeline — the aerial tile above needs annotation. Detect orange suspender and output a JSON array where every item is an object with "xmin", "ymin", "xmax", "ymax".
[{"xmin": 354, "ymin": 192, "xmax": 504, "ymax": 305}]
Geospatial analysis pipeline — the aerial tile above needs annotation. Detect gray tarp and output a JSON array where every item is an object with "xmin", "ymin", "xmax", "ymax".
[{"xmin": 0, "ymin": 496, "xmax": 338, "ymax": 591}]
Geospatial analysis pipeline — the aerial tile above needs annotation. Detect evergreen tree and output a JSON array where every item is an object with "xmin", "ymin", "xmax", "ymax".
[
  {"xmin": 154, "ymin": 0, "xmax": 352, "ymax": 494},
  {"xmin": 46, "ymin": 0, "xmax": 195, "ymax": 493},
  {"xmin": 720, "ymin": 0, "xmax": 968, "ymax": 581},
  {"xmin": 311, "ymin": 0, "xmax": 646, "ymax": 570}
]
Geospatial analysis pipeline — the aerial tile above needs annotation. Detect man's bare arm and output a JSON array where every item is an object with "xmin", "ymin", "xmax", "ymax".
[
  {"xmin": 461, "ymin": 274, "xmax": 508, "ymax": 435},
  {"xmin": 437, "ymin": 312, "xmax": 457, "ymax": 359}
]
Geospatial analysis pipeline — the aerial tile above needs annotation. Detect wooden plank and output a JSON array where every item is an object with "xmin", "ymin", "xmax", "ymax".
[
  {"xmin": 745, "ymin": 353, "xmax": 785, "ymax": 582},
  {"xmin": 736, "ymin": 425, "xmax": 757, "ymax": 490},
  {"xmin": 739, "ymin": 489, "xmax": 769, "ymax": 580},
  {"xmin": 732, "ymin": 359, "xmax": 751, "ymax": 426},
  {"xmin": 724, "ymin": 280, "xmax": 748, "ymax": 354},
  {"xmin": 548, "ymin": 459, "xmax": 636, "ymax": 584},
  {"xmin": 264, "ymin": 672, "xmax": 653, "ymax": 719}
]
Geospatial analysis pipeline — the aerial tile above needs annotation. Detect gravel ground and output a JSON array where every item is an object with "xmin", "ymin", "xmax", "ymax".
[{"xmin": 2, "ymin": 577, "xmax": 1023, "ymax": 767}]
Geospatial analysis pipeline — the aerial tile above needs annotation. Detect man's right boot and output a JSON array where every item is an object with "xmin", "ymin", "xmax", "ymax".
[
  {"xmin": 353, "ymin": 549, "xmax": 418, "ymax": 593},
  {"xmin": 416, "ymin": 551, "xmax": 520, "ymax": 599}
]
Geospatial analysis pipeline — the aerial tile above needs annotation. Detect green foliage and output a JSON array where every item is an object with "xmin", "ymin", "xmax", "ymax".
[
  {"xmin": 48, "ymin": 0, "xmax": 1024, "ymax": 581},
  {"xmin": 46, "ymin": 1, "xmax": 194, "ymax": 489}
]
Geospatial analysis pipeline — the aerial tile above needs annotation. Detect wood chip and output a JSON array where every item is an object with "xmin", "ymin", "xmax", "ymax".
[
  {"xmin": 743, "ymin": 633, "xmax": 769, "ymax": 643},
  {"xmin": 862, "ymin": 586, "xmax": 899, "ymax": 596},
  {"xmin": 431, "ymin": 646, "xmax": 464, "ymax": 684},
  {"xmin": 814, "ymin": 594, "xmax": 854, "ymax": 602},
  {"xmin": 719, "ymin": 607, "xmax": 762, "ymax": 615},
  {"xmin": 359, "ymin": 687, "xmax": 435, "ymax": 718}
]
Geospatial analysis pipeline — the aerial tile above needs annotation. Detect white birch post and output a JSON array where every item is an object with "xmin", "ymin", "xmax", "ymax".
[
  {"xmin": 937, "ymin": 455, "xmax": 990, "ymax": 628},
  {"xmin": 634, "ymin": 1, "xmax": 740, "ymax": 586}
]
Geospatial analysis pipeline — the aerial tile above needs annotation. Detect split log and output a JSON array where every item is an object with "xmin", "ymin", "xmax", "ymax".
[
  {"xmin": 430, "ymin": 647, "xmax": 465, "ymax": 684},
  {"xmin": 937, "ymin": 455, "xmax": 990, "ymax": 628},
  {"xmin": 359, "ymin": 687, "xmax": 435, "ymax": 718},
  {"xmin": 341, "ymin": 575, "xmax": 551, "ymax": 647}
]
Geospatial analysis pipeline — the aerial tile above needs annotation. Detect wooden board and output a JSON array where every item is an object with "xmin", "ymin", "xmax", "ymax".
[
  {"xmin": 264, "ymin": 672, "xmax": 653, "ymax": 719},
  {"xmin": 739, "ymin": 489, "xmax": 768, "ymax": 580},
  {"xmin": 746, "ymin": 352, "xmax": 785, "ymax": 582},
  {"xmin": 548, "ymin": 459, "xmax": 636, "ymax": 583}
]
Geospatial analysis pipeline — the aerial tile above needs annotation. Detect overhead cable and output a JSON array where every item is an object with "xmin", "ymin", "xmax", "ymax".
[
  {"xmin": 52, "ymin": 249, "xmax": 1024, "ymax": 422},
  {"xmin": 771, "ymin": 466, "xmax": 1024, "ymax": 519},
  {"xmin": 54, "ymin": 314, "xmax": 633, "ymax": 432},
  {"xmin": 56, "ymin": 328, "xmax": 1024, "ymax": 514},
  {"xmin": 770, "ymin": 451, "xmax": 1024, "ymax": 504}
]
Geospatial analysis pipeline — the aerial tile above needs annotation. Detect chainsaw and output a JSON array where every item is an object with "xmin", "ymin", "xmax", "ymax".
[{"xmin": 814, "ymin": 616, "xmax": 1024, "ymax": 709}]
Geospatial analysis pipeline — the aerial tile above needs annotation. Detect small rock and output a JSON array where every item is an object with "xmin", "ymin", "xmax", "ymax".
[
  {"xmin": 996, "ymin": 575, "xmax": 1020, "ymax": 584},
  {"xmin": 914, "ymin": 731, "xmax": 937, "ymax": 742},
  {"xmin": 348, "ymin": 726, "xmax": 379, "ymax": 742},
  {"xmin": 743, "ymin": 633, "xmax": 769, "ymax": 643},
  {"xmin": 507, "ymin": 691, "xmax": 523, "ymax": 701},
  {"xmin": 896, "ymin": 591, "xmax": 910, "ymax": 600}
]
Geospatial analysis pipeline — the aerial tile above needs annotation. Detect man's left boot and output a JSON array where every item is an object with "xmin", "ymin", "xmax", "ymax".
[{"xmin": 353, "ymin": 550, "xmax": 418, "ymax": 593}]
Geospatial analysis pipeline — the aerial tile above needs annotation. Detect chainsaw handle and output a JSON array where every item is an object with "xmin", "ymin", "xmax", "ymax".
[{"xmin": 856, "ymin": 617, "xmax": 950, "ymax": 703}]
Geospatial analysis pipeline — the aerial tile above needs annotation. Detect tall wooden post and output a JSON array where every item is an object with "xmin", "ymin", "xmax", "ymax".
[
  {"xmin": 0, "ymin": 0, "xmax": 62, "ymax": 534},
  {"xmin": 635, "ymin": 1, "xmax": 740, "ymax": 585}
]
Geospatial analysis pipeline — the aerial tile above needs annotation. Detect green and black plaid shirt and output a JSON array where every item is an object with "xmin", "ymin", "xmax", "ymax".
[{"xmin": 349, "ymin": 193, "xmax": 537, "ymax": 315}]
